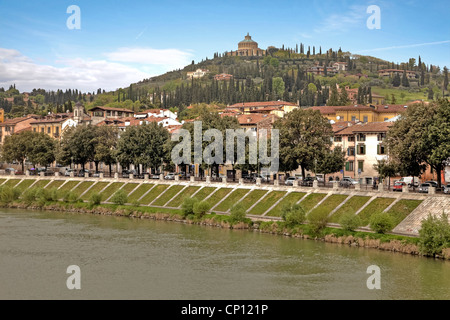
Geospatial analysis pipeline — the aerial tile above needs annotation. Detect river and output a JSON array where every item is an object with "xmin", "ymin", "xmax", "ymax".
[{"xmin": 0, "ymin": 208, "xmax": 448, "ymax": 300}]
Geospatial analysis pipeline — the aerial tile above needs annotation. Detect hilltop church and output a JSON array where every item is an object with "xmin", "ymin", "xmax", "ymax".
[{"xmin": 227, "ymin": 33, "xmax": 266, "ymax": 57}]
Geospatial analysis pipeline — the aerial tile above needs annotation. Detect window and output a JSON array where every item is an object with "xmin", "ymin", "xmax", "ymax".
[
  {"xmin": 358, "ymin": 161, "xmax": 364, "ymax": 172},
  {"xmin": 348, "ymin": 136, "xmax": 355, "ymax": 142},
  {"xmin": 377, "ymin": 133, "xmax": 386, "ymax": 141},
  {"xmin": 41, "ymin": 128, "xmax": 44, "ymax": 133},
  {"xmin": 348, "ymin": 161, "xmax": 354, "ymax": 171},
  {"xmin": 357, "ymin": 134, "xmax": 366, "ymax": 142},
  {"xmin": 33, "ymin": 128, "xmax": 36, "ymax": 132},
  {"xmin": 347, "ymin": 147, "xmax": 355, "ymax": 156},
  {"xmin": 55, "ymin": 127, "xmax": 59, "ymax": 135},
  {"xmin": 351, "ymin": 116, "xmax": 356, "ymax": 122},
  {"xmin": 384, "ymin": 118, "xmax": 389, "ymax": 121},
  {"xmin": 357, "ymin": 144, "xmax": 366, "ymax": 155},
  {"xmin": 334, "ymin": 136, "xmax": 342, "ymax": 142},
  {"xmin": 47, "ymin": 127, "xmax": 51, "ymax": 134},
  {"xmin": 363, "ymin": 116, "xmax": 368, "ymax": 123},
  {"xmin": 377, "ymin": 144, "xmax": 386, "ymax": 155}
]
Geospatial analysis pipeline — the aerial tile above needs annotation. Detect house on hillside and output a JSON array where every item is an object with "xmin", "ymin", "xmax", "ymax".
[{"xmin": 0, "ymin": 115, "xmax": 40, "ymax": 144}]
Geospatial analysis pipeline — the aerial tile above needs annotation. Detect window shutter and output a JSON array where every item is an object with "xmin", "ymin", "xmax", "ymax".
[
  {"xmin": 377, "ymin": 145, "xmax": 380, "ymax": 155},
  {"xmin": 345, "ymin": 162, "xmax": 349, "ymax": 171}
]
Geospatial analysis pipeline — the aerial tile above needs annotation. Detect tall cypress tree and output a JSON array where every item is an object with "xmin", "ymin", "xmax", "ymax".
[{"xmin": 401, "ymin": 71, "xmax": 410, "ymax": 87}]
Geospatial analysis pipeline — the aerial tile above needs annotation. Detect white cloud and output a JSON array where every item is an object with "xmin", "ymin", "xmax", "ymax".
[
  {"xmin": 313, "ymin": 5, "xmax": 367, "ymax": 34},
  {"xmin": 105, "ymin": 47, "xmax": 193, "ymax": 71},
  {"xmin": 355, "ymin": 40, "xmax": 450, "ymax": 53},
  {"xmin": 0, "ymin": 48, "xmax": 185, "ymax": 92}
]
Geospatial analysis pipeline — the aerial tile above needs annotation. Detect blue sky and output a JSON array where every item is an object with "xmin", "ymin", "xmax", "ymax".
[{"xmin": 0, "ymin": 0, "xmax": 449, "ymax": 92}]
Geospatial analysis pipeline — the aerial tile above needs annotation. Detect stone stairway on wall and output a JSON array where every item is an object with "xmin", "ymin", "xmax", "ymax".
[{"xmin": 393, "ymin": 197, "xmax": 450, "ymax": 235}]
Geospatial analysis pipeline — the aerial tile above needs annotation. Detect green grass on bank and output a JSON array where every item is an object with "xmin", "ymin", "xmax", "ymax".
[
  {"xmin": 4, "ymin": 179, "xmax": 21, "ymax": 188},
  {"xmin": 100, "ymin": 182, "xmax": 124, "ymax": 200},
  {"xmin": 207, "ymin": 188, "xmax": 233, "ymax": 208},
  {"xmin": 71, "ymin": 181, "xmax": 94, "ymax": 197},
  {"xmin": 30, "ymin": 180, "xmax": 51, "ymax": 190},
  {"xmin": 0, "ymin": 179, "xmax": 6, "ymax": 185},
  {"xmin": 45, "ymin": 180, "xmax": 66, "ymax": 190},
  {"xmin": 166, "ymin": 186, "xmax": 200, "ymax": 207},
  {"xmin": 140, "ymin": 184, "xmax": 170, "ymax": 205},
  {"xmin": 193, "ymin": 187, "xmax": 217, "ymax": 200},
  {"xmin": 57, "ymin": 180, "xmax": 80, "ymax": 195},
  {"xmin": 14, "ymin": 179, "xmax": 35, "ymax": 190},
  {"xmin": 152, "ymin": 185, "xmax": 185, "ymax": 206},
  {"xmin": 358, "ymin": 197, "xmax": 395, "ymax": 226},
  {"xmin": 330, "ymin": 196, "xmax": 371, "ymax": 223},
  {"xmin": 300, "ymin": 193, "xmax": 327, "ymax": 213},
  {"xmin": 80, "ymin": 182, "xmax": 110, "ymax": 200},
  {"xmin": 121, "ymin": 183, "xmax": 140, "ymax": 196},
  {"xmin": 127, "ymin": 184, "xmax": 154, "ymax": 203},
  {"xmin": 248, "ymin": 191, "xmax": 286, "ymax": 216},
  {"xmin": 266, "ymin": 192, "xmax": 307, "ymax": 217},
  {"xmin": 387, "ymin": 199, "xmax": 423, "ymax": 227},
  {"xmin": 239, "ymin": 190, "xmax": 268, "ymax": 212},
  {"xmin": 213, "ymin": 188, "xmax": 250, "ymax": 212},
  {"xmin": 309, "ymin": 194, "xmax": 349, "ymax": 216}
]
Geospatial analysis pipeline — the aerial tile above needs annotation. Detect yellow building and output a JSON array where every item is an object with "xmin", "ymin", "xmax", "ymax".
[
  {"xmin": 30, "ymin": 114, "xmax": 77, "ymax": 141},
  {"xmin": 309, "ymin": 105, "xmax": 407, "ymax": 123},
  {"xmin": 0, "ymin": 108, "xmax": 4, "ymax": 123}
]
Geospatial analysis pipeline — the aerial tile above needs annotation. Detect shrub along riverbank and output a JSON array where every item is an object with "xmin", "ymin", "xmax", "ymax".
[{"xmin": 0, "ymin": 184, "xmax": 449, "ymax": 260}]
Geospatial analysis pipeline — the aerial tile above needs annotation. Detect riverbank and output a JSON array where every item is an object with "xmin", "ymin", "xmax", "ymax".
[{"xmin": 3, "ymin": 200, "xmax": 449, "ymax": 261}]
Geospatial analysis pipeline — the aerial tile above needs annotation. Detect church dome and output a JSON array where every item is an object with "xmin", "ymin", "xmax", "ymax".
[{"xmin": 239, "ymin": 33, "xmax": 257, "ymax": 44}]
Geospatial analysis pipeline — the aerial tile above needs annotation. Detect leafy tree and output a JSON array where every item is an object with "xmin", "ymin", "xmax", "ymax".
[
  {"xmin": 111, "ymin": 189, "xmax": 128, "ymax": 205},
  {"xmin": 193, "ymin": 200, "xmax": 210, "ymax": 219},
  {"xmin": 327, "ymin": 85, "xmax": 340, "ymax": 106},
  {"xmin": 308, "ymin": 208, "xmax": 329, "ymax": 235},
  {"xmin": 401, "ymin": 71, "xmax": 410, "ymax": 87},
  {"xmin": 274, "ymin": 108, "xmax": 333, "ymax": 179},
  {"xmin": 443, "ymin": 66, "xmax": 449, "ymax": 92},
  {"xmin": 369, "ymin": 212, "xmax": 395, "ymax": 234},
  {"xmin": 392, "ymin": 73, "xmax": 401, "ymax": 87},
  {"xmin": 181, "ymin": 197, "xmax": 198, "ymax": 218},
  {"xmin": 339, "ymin": 88, "xmax": 350, "ymax": 105},
  {"xmin": 116, "ymin": 122, "xmax": 170, "ymax": 174},
  {"xmin": 1, "ymin": 131, "xmax": 36, "ymax": 172},
  {"xmin": 373, "ymin": 160, "xmax": 399, "ymax": 187},
  {"xmin": 58, "ymin": 125, "xmax": 97, "ymax": 171},
  {"xmin": 94, "ymin": 125, "xmax": 118, "ymax": 174},
  {"xmin": 28, "ymin": 132, "xmax": 56, "ymax": 168},
  {"xmin": 386, "ymin": 100, "xmax": 450, "ymax": 187},
  {"xmin": 339, "ymin": 211, "xmax": 362, "ymax": 232},
  {"xmin": 229, "ymin": 203, "xmax": 247, "ymax": 223},
  {"xmin": 418, "ymin": 213, "xmax": 450, "ymax": 257},
  {"xmin": 281, "ymin": 203, "xmax": 306, "ymax": 226},
  {"xmin": 316, "ymin": 146, "xmax": 345, "ymax": 184},
  {"xmin": 272, "ymin": 77, "xmax": 285, "ymax": 98}
]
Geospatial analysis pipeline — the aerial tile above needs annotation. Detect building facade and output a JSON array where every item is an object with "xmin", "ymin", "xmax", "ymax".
[{"xmin": 227, "ymin": 33, "xmax": 266, "ymax": 57}]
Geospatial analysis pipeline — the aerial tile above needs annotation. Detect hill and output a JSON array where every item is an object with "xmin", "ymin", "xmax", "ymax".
[{"xmin": 1, "ymin": 44, "xmax": 448, "ymax": 119}]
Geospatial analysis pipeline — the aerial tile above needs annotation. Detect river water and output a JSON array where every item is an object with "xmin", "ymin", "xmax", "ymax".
[{"xmin": 0, "ymin": 208, "xmax": 448, "ymax": 300}]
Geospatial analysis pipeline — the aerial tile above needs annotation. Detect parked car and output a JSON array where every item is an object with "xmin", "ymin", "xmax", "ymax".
[
  {"xmin": 393, "ymin": 181, "xmax": 406, "ymax": 192},
  {"xmin": 78, "ymin": 169, "xmax": 90, "ymax": 177},
  {"xmin": 121, "ymin": 169, "xmax": 137, "ymax": 178},
  {"xmin": 285, "ymin": 176, "xmax": 300, "ymax": 186},
  {"xmin": 252, "ymin": 174, "xmax": 270, "ymax": 182},
  {"xmin": 398, "ymin": 176, "xmax": 420, "ymax": 187},
  {"xmin": 65, "ymin": 169, "xmax": 74, "ymax": 177},
  {"xmin": 418, "ymin": 183, "xmax": 430, "ymax": 193},
  {"xmin": 92, "ymin": 171, "xmax": 102, "ymax": 177},
  {"xmin": 425, "ymin": 181, "xmax": 438, "ymax": 188},
  {"xmin": 5, "ymin": 168, "xmax": 16, "ymax": 174},
  {"xmin": 164, "ymin": 173, "xmax": 176, "ymax": 180},
  {"xmin": 339, "ymin": 177, "xmax": 359, "ymax": 188},
  {"xmin": 151, "ymin": 173, "xmax": 161, "ymax": 179},
  {"xmin": 301, "ymin": 176, "xmax": 316, "ymax": 187},
  {"xmin": 444, "ymin": 184, "xmax": 450, "ymax": 194}
]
